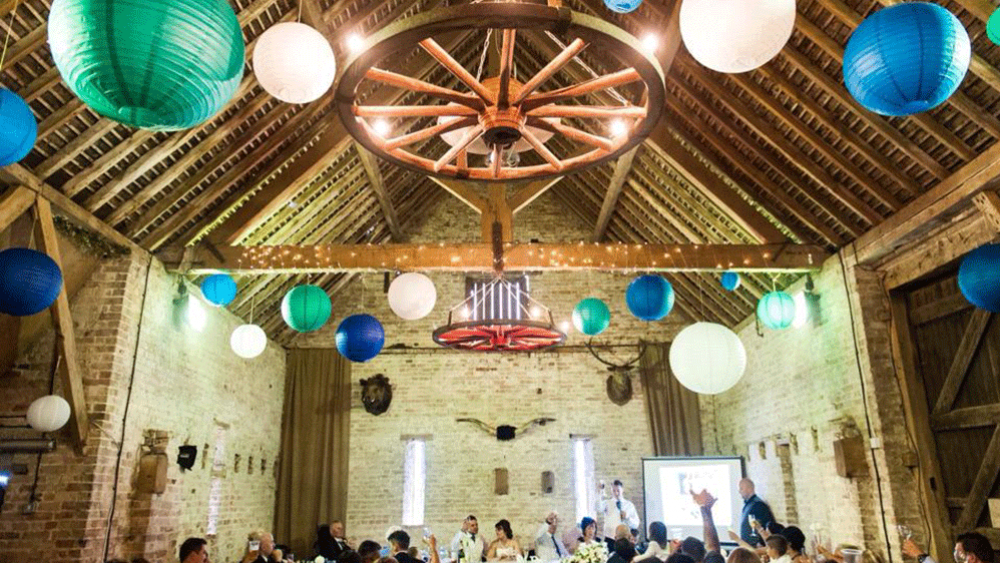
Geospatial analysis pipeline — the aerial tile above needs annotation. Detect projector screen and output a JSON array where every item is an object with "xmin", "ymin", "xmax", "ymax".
[{"xmin": 642, "ymin": 457, "xmax": 744, "ymax": 543}]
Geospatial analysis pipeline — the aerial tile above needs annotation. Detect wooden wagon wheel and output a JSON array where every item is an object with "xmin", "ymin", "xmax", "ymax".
[{"xmin": 335, "ymin": 1, "xmax": 666, "ymax": 182}]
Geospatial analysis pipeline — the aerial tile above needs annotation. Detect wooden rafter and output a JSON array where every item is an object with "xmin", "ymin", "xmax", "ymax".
[
  {"xmin": 0, "ymin": 186, "xmax": 36, "ymax": 232},
  {"xmin": 594, "ymin": 147, "xmax": 640, "ymax": 242},
  {"xmin": 507, "ymin": 177, "xmax": 565, "ymax": 213},
  {"xmin": 973, "ymin": 190, "xmax": 1000, "ymax": 233},
  {"xmin": 356, "ymin": 142, "xmax": 404, "ymax": 240}
]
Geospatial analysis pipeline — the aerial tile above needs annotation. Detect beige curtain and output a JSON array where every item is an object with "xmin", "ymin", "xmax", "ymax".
[
  {"xmin": 275, "ymin": 349, "xmax": 352, "ymax": 557},
  {"xmin": 639, "ymin": 342, "xmax": 703, "ymax": 456}
]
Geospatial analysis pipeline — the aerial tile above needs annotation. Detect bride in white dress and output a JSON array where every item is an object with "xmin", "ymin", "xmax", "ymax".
[{"xmin": 487, "ymin": 520, "xmax": 523, "ymax": 562}]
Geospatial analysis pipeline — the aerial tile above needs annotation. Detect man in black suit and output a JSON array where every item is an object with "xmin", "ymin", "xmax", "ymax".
[{"xmin": 389, "ymin": 530, "xmax": 421, "ymax": 563}]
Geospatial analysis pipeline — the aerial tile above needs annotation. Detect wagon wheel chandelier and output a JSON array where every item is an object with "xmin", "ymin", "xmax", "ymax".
[{"xmin": 336, "ymin": 1, "xmax": 666, "ymax": 182}]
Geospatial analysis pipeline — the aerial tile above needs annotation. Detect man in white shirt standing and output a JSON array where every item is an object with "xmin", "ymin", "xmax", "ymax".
[
  {"xmin": 597, "ymin": 480, "xmax": 640, "ymax": 550},
  {"xmin": 451, "ymin": 515, "xmax": 487, "ymax": 563},
  {"xmin": 534, "ymin": 512, "xmax": 568, "ymax": 562}
]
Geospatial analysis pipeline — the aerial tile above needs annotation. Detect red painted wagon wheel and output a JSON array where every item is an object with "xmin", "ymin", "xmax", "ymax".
[
  {"xmin": 335, "ymin": 1, "xmax": 665, "ymax": 182},
  {"xmin": 433, "ymin": 319, "xmax": 567, "ymax": 351}
]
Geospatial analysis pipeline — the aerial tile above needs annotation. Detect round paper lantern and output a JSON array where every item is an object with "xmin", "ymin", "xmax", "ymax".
[
  {"xmin": 200, "ymin": 273, "xmax": 237, "ymax": 307},
  {"xmin": 680, "ymin": 0, "xmax": 796, "ymax": 73},
  {"xmin": 387, "ymin": 273, "xmax": 437, "ymax": 320},
  {"xmin": 605, "ymin": 0, "xmax": 641, "ymax": 15},
  {"xmin": 0, "ymin": 88, "xmax": 37, "ymax": 166},
  {"xmin": 843, "ymin": 3, "xmax": 970, "ymax": 116},
  {"xmin": 757, "ymin": 290, "xmax": 796, "ymax": 330},
  {"xmin": 669, "ymin": 322, "xmax": 746, "ymax": 395},
  {"xmin": 0, "ymin": 248, "xmax": 63, "ymax": 317},
  {"xmin": 626, "ymin": 275, "xmax": 674, "ymax": 321},
  {"xmin": 47, "ymin": 0, "xmax": 244, "ymax": 130},
  {"xmin": 959, "ymin": 244, "xmax": 1000, "ymax": 312},
  {"xmin": 988, "ymin": 8, "xmax": 1000, "ymax": 46},
  {"xmin": 253, "ymin": 22, "xmax": 336, "ymax": 104},
  {"xmin": 230, "ymin": 324, "xmax": 267, "ymax": 359},
  {"xmin": 720, "ymin": 271, "xmax": 741, "ymax": 291},
  {"xmin": 26, "ymin": 395, "xmax": 71, "ymax": 432},
  {"xmin": 281, "ymin": 285, "xmax": 332, "ymax": 332},
  {"xmin": 572, "ymin": 298, "xmax": 611, "ymax": 336},
  {"xmin": 336, "ymin": 314, "xmax": 385, "ymax": 362}
]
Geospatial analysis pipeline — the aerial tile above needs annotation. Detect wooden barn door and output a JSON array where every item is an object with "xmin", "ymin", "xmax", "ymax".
[{"xmin": 898, "ymin": 271, "xmax": 1000, "ymax": 541}]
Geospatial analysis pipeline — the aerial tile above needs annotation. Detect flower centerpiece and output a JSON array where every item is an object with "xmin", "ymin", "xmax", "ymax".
[{"xmin": 564, "ymin": 542, "xmax": 608, "ymax": 563}]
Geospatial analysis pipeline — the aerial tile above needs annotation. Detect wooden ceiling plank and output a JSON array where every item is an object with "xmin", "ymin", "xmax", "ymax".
[
  {"xmin": 34, "ymin": 121, "xmax": 118, "ymax": 178},
  {"xmin": 593, "ymin": 147, "xmax": 641, "ymax": 242},
  {"xmin": 973, "ymin": 190, "xmax": 1000, "ymax": 233},
  {"xmin": 0, "ymin": 186, "xmax": 36, "ymax": 232}
]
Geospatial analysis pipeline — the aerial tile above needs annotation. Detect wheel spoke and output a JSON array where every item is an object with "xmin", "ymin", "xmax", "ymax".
[
  {"xmin": 490, "ymin": 145, "xmax": 502, "ymax": 178},
  {"xmin": 511, "ymin": 38, "xmax": 587, "ymax": 105},
  {"xmin": 354, "ymin": 105, "xmax": 479, "ymax": 118},
  {"xmin": 420, "ymin": 38, "xmax": 495, "ymax": 103},
  {"xmin": 434, "ymin": 124, "xmax": 484, "ymax": 172},
  {"xmin": 366, "ymin": 68, "xmax": 485, "ymax": 109},
  {"xmin": 528, "ymin": 117, "xmax": 614, "ymax": 152},
  {"xmin": 498, "ymin": 29, "xmax": 516, "ymax": 108},
  {"xmin": 522, "ymin": 68, "xmax": 641, "ymax": 110},
  {"xmin": 526, "ymin": 105, "xmax": 647, "ymax": 119},
  {"xmin": 521, "ymin": 128, "xmax": 562, "ymax": 170},
  {"xmin": 383, "ymin": 116, "xmax": 478, "ymax": 151}
]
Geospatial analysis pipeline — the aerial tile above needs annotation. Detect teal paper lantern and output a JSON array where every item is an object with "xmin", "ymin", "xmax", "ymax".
[
  {"xmin": 0, "ymin": 89, "xmax": 37, "ymax": 166},
  {"xmin": 757, "ymin": 291, "xmax": 796, "ymax": 330},
  {"xmin": 281, "ymin": 285, "xmax": 331, "ymax": 332},
  {"xmin": 47, "ymin": 0, "xmax": 244, "ymax": 130},
  {"xmin": 626, "ymin": 275, "xmax": 674, "ymax": 321},
  {"xmin": 573, "ymin": 298, "xmax": 610, "ymax": 336},
  {"xmin": 990, "ymin": 8, "xmax": 1000, "ymax": 46},
  {"xmin": 200, "ymin": 273, "xmax": 237, "ymax": 307}
]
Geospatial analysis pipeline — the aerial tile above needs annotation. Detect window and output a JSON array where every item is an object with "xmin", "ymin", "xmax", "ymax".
[
  {"xmin": 402, "ymin": 439, "xmax": 426, "ymax": 526},
  {"xmin": 465, "ymin": 276, "xmax": 530, "ymax": 320},
  {"xmin": 573, "ymin": 437, "xmax": 595, "ymax": 523}
]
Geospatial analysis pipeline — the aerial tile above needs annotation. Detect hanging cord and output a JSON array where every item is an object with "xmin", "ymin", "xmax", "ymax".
[
  {"xmin": 0, "ymin": 0, "xmax": 19, "ymax": 70},
  {"xmin": 475, "ymin": 29, "xmax": 493, "ymax": 82},
  {"xmin": 297, "ymin": 0, "xmax": 304, "ymax": 22}
]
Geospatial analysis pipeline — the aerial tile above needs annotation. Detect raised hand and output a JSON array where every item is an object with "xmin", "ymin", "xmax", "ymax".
[
  {"xmin": 690, "ymin": 489, "xmax": 717, "ymax": 508},
  {"xmin": 728, "ymin": 530, "xmax": 741, "ymax": 543}
]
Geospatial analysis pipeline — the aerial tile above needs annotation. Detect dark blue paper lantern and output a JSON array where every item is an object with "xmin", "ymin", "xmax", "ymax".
[
  {"xmin": 843, "ymin": 2, "xmax": 970, "ymax": 116},
  {"xmin": 626, "ymin": 275, "xmax": 674, "ymax": 321},
  {"xmin": 336, "ymin": 314, "xmax": 385, "ymax": 362},
  {"xmin": 0, "ymin": 248, "xmax": 63, "ymax": 316},
  {"xmin": 959, "ymin": 244, "xmax": 1000, "ymax": 312},
  {"xmin": 604, "ymin": 0, "xmax": 641, "ymax": 14},
  {"xmin": 0, "ymin": 89, "xmax": 37, "ymax": 166},
  {"xmin": 721, "ymin": 271, "xmax": 741, "ymax": 291},
  {"xmin": 200, "ymin": 273, "xmax": 237, "ymax": 307}
]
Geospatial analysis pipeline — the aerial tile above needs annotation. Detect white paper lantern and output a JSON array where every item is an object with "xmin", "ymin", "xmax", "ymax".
[
  {"xmin": 231, "ymin": 324, "xmax": 268, "ymax": 359},
  {"xmin": 26, "ymin": 395, "xmax": 71, "ymax": 432},
  {"xmin": 253, "ymin": 22, "xmax": 336, "ymax": 103},
  {"xmin": 438, "ymin": 104, "xmax": 558, "ymax": 154},
  {"xmin": 680, "ymin": 0, "xmax": 797, "ymax": 73},
  {"xmin": 669, "ymin": 322, "xmax": 747, "ymax": 395},
  {"xmin": 387, "ymin": 273, "xmax": 437, "ymax": 320}
]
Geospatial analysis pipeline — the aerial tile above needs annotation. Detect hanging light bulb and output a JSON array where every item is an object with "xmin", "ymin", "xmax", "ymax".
[
  {"xmin": 641, "ymin": 33, "xmax": 659, "ymax": 54},
  {"xmin": 372, "ymin": 119, "xmax": 391, "ymax": 138},
  {"xmin": 346, "ymin": 33, "xmax": 365, "ymax": 53},
  {"xmin": 610, "ymin": 119, "xmax": 628, "ymax": 138}
]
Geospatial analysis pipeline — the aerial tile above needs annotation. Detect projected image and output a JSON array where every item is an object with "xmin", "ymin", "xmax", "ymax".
[{"xmin": 659, "ymin": 464, "xmax": 734, "ymax": 526}]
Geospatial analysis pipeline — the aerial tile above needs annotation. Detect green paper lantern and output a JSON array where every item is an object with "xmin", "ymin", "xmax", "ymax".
[
  {"xmin": 281, "ymin": 285, "xmax": 331, "ymax": 333},
  {"xmin": 573, "ymin": 297, "xmax": 611, "ymax": 336},
  {"xmin": 757, "ymin": 291, "xmax": 796, "ymax": 330},
  {"xmin": 48, "ymin": 0, "xmax": 244, "ymax": 131}
]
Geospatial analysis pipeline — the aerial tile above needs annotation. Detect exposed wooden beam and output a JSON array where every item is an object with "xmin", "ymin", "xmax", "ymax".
[
  {"xmin": 973, "ymin": 190, "xmax": 1000, "ymax": 233},
  {"xmin": 34, "ymin": 198, "xmax": 89, "ymax": 448},
  {"xmin": 356, "ymin": 143, "xmax": 404, "ymax": 240},
  {"xmin": 854, "ymin": 141, "xmax": 1000, "ymax": 266},
  {"xmin": 0, "ymin": 186, "xmax": 36, "ymax": 233},
  {"xmin": 593, "ymin": 147, "xmax": 640, "ymax": 242},
  {"xmin": 159, "ymin": 242, "xmax": 828, "ymax": 274},
  {"xmin": 429, "ymin": 177, "xmax": 487, "ymax": 212},
  {"xmin": 0, "ymin": 214, "xmax": 33, "ymax": 377},
  {"xmin": 508, "ymin": 177, "xmax": 565, "ymax": 213},
  {"xmin": 482, "ymin": 185, "xmax": 513, "ymax": 244}
]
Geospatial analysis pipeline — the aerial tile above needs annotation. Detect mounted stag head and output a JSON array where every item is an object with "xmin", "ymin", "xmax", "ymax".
[
  {"xmin": 359, "ymin": 374, "xmax": 393, "ymax": 416},
  {"xmin": 586, "ymin": 341, "xmax": 647, "ymax": 406}
]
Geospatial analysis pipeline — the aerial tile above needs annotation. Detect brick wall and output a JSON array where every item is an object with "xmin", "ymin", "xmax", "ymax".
[
  {"xmin": 292, "ymin": 193, "xmax": 688, "ymax": 550},
  {"xmin": 0, "ymin": 252, "xmax": 286, "ymax": 563}
]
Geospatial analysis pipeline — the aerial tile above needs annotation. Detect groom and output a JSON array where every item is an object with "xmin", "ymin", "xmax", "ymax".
[{"xmin": 451, "ymin": 515, "xmax": 486, "ymax": 563}]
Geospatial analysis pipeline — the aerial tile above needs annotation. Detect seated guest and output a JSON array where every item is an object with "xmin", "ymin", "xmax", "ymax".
[
  {"xmin": 704, "ymin": 554, "xmax": 725, "ymax": 563},
  {"xmin": 634, "ymin": 523, "xmax": 669, "ymax": 562},
  {"xmin": 765, "ymin": 535, "xmax": 791, "ymax": 563},
  {"xmin": 180, "ymin": 538, "xmax": 209, "ymax": 563},
  {"xmin": 609, "ymin": 538, "xmax": 638, "ymax": 563},
  {"xmin": 667, "ymin": 554, "xmax": 695, "ymax": 563},
  {"xmin": 630, "ymin": 530, "xmax": 640, "ymax": 547},
  {"xmin": 902, "ymin": 531, "xmax": 995, "ymax": 563},
  {"xmin": 359, "ymin": 541, "xmax": 383, "ymax": 563},
  {"xmin": 615, "ymin": 526, "xmax": 632, "ymax": 542},
  {"xmin": 535, "ymin": 512, "xmax": 568, "ymax": 561},
  {"xmin": 780, "ymin": 527, "xmax": 807, "ymax": 563},
  {"xmin": 453, "ymin": 516, "xmax": 487, "ymax": 563},
  {"xmin": 579, "ymin": 517, "xmax": 601, "ymax": 547},
  {"xmin": 487, "ymin": 519, "xmax": 523, "ymax": 562},
  {"xmin": 317, "ymin": 525, "xmax": 340, "ymax": 560},
  {"xmin": 681, "ymin": 538, "xmax": 706, "ymax": 563},
  {"xmin": 389, "ymin": 530, "xmax": 421, "ymax": 563},
  {"xmin": 727, "ymin": 549, "xmax": 761, "ymax": 563},
  {"xmin": 243, "ymin": 531, "xmax": 277, "ymax": 563}
]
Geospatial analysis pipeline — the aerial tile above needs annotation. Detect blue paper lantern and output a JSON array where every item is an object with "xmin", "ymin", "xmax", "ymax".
[
  {"xmin": 757, "ymin": 291, "xmax": 796, "ymax": 330},
  {"xmin": 0, "ymin": 248, "xmax": 63, "ymax": 317},
  {"xmin": 281, "ymin": 285, "xmax": 331, "ymax": 332},
  {"xmin": 721, "ymin": 271, "xmax": 741, "ymax": 292},
  {"xmin": 336, "ymin": 314, "xmax": 385, "ymax": 362},
  {"xmin": 573, "ymin": 298, "xmax": 611, "ymax": 336},
  {"xmin": 0, "ymin": 89, "xmax": 37, "ymax": 166},
  {"xmin": 200, "ymin": 273, "xmax": 237, "ymax": 307},
  {"xmin": 959, "ymin": 244, "xmax": 1000, "ymax": 312},
  {"xmin": 843, "ymin": 2, "xmax": 970, "ymax": 117},
  {"xmin": 604, "ymin": 0, "xmax": 641, "ymax": 14},
  {"xmin": 626, "ymin": 275, "xmax": 674, "ymax": 321}
]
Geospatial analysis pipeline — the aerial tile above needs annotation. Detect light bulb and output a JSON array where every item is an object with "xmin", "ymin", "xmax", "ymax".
[
  {"xmin": 610, "ymin": 119, "xmax": 628, "ymax": 138},
  {"xmin": 641, "ymin": 33, "xmax": 659, "ymax": 54},
  {"xmin": 530, "ymin": 305, "xmax": 542, "ymax": 319},
  {"xmin": 460, "ymin": 306, "xmax": 470, "ymax": 320},
  {"xmin": 560, "ymin": 320, "xmax": 572, "ymax": 333},
  {"xmin": 373, "ymin": 119, "xmax": 391, "ymax": 137},
  {"xmin": 346, "ymin": 33, "xmax": 365, "ymax": 53}
]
